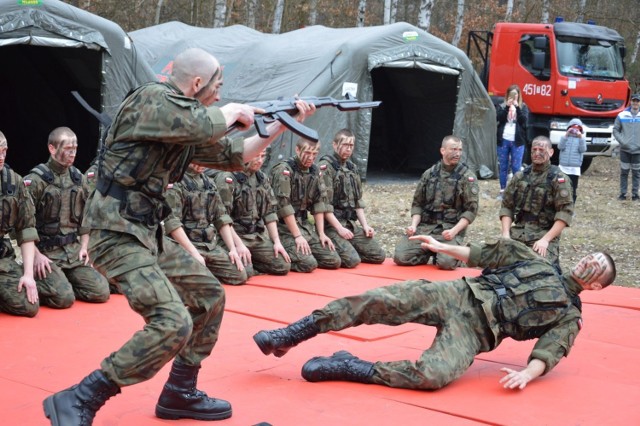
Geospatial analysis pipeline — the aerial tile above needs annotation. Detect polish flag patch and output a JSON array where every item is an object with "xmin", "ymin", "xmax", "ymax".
[
  {"xmin": 283, "ymin": 170, "xmax": 290, "ymax": 176},
  {"xmin": 166, "ymin": 183, "xmax": 174, "ymax": 189},
  {"xmin": 558, "ymin": 177, "xmax": 566, "ymax": 183},
  {"xmin": 24, "ymin": 179, "xmax": 31, "ymax": 187},
  {"xmin": 87, "ymin": 171, "xmax": 95, "ymax": 179},
  {"xmin": 225, "ymin": 177, "xmax": 233, "ymax": 184},
  {"xmin": 468, "ymin": 176, "xmax": 475, "ymax": 182},
  {"xmin": 320, "ymin": 164, "xmax": 327, "ymax": 170}
]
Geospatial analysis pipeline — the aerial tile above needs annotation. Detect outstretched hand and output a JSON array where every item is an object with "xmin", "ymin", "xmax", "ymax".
[{"xmin": 409, "ymin": 235, "xmax": 444, "ymax": 253}]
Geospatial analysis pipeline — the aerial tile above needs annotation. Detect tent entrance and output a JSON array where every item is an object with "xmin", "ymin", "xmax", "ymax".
[
  {"xmin": 367, "ymin": 66, "xmax": 458, "ymax": 176},
  {"xmin": 0, "ymin": 44, "xmax": 102, "ymax": 175}
]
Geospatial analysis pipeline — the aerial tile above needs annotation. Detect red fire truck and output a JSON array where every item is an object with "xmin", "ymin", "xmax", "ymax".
[{"xmin": 468, "ymin": 21, "xmax": 631, "ymax": 170}]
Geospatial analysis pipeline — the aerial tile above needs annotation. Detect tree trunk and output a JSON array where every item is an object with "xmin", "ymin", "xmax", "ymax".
[
  {"xmin": 541, "ymin": 0, "xmax": 550, "ymax": 24},
  {"xmin": 308, "ymin": 0, "xmax": 318, "ymax": 26},
  {"xmin": 632, "ymin": 30, "xmax": 640, "ymax": 65},
  {"xmin": 576, "ymin": 0, "xmax": 586, "ymax": 23},
  {"xmin": 246, "ymin": 0, "xmax": 256, "ymax": 29},
  {"xmin": 213, "ymin": 0, "xmax": 227, "ymax": 28},
  {"xmin": 356, "ymin": 0, "xmax": 366, "ymax": 27},
  {"xmin": 417, "ymin": 0, "xmax": 434, "ymax": 32},
  {"xmin": 154, "ymin": 0, "xmax": 164, "ymax": 25},
  {"xmin": 390, "ymin": 0, "xmax": 398, "ymax": 23},
  {"xmin": 384, "ymin": 0, "xmax": 391, "ymax": 25},
  {"xmin": 504, "ymin": 0, "xmax": 514, "ymax": 21},
  {"xmin": 272, "ymin": 0, "xmax": 285, "ymax": 34},
  {"xmin": 451, "ymin": 0, "xmax": 465, "ymax": 47}
]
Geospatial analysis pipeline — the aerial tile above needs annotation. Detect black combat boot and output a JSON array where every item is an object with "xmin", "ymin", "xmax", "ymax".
[
  {"xmin": 43, "ymin": 370, "xmax": 120, "ymax": 426},
  {"xmin": 253, "ymin": 315, "xmax": 319, "ymax": 357},
  {"xmin": 155, "ymin": 360, "xmax": 232, "ymax": 421},
  {"xmin": 302, "ymin": 350, "xmax": 374, "ymax": 384}
]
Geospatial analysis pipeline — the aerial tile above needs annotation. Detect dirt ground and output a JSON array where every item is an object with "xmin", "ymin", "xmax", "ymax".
[{"xmin": 363, "ymin": 156, "xmax": 639, "ymax": 288}]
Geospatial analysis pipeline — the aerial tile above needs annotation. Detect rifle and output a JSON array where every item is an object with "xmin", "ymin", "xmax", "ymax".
[{"xmin": 227, "ymin": 93, "xmax": 381, "ymax": 142}]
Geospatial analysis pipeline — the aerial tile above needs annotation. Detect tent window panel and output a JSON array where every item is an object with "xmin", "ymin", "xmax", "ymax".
[
  {"xmin": 368, "ymin": 67, "xmax": 458, "ymax": 174},
  {"xmin": 0, "ymin": 45, "xmax": 102, "ymax": 175}
]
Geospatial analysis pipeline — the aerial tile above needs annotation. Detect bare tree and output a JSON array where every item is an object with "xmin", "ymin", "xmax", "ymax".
[
  {"xmin": 309, "ymin": 0, "xmax": 319, "ymax": 26},
  {"xmin": 246, "ymin": 0, "xmax": 257, "ymax": 29},
  {"xmin": 632, "ymin": 30, "xmax": 640, "ymax": 65},
  {"xmin": 154, "ymin": 0, "xmax": 164, "ymax": 25},
  {"xmin": 576, "ymin": 0, "xmax": 587, "ymax": 23},
  {"xmin": 383, "ymin": 0, "xmax": 398, "ymax": 25},
  {"xmin": 213, "ymin": 0, "xmax": 227, "ymax": 28},
  {"xmin": 417, "ymin": 0, "xmax": 434, "ymax": 32},
  {"xmin": 272, "ymin": 0, "xmax": 285, "ymax": 34},
  {"xmin": 451, "ymin": 0, "xmax": 465, "ymax": 47},
  {"xmin": 356, "ymin": 0, "xmax": 367, "ymax": 27},
  {"xmin": 505, "ymin": 0, "xmax": 514, "ymax": 21},
  {"xmin": 541, "ymin": 0, "xmax": 550, "ymax": 23}
]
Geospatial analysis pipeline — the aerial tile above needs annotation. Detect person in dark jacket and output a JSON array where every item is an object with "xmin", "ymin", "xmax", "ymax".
[
  {"xmin": 496, "ymin": 84, "xmax": 529, "ymax": 199},
  {"xmin": 252, "ymin": 237, "xmax": 615, "ymax": 391}
]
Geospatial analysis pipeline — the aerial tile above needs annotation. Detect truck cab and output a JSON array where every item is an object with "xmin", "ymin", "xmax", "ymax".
[{"xmin": 470, "ymin": 21, "xmax": 630, "ymax": 170}]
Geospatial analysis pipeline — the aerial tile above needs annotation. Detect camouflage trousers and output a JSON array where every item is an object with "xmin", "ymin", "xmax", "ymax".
[
  {"xmin": 312, "ymin": 278, "xmax": 493, "ymax": 390},
  {"xmin": 393, "ymin": 224, "xmax": 463, "ymax": 270},
  {"xmin": 237, "ymin": 232, "xmax": 291, "ymax": 276},
  {"xmin": 325, "ymin": 219, "xmax": 386, "ymax": 268},
  {"xmin": 36, "ymin": 244, "xmax": 110, "ymax": 308},
  {"xmin": 511, "ymin": 227, "xmax": 561, "ymax": 269},
  {"xmin": 89, "ymin": 229, "xmax": 225, "ymax": 387},
  {"xmin": 199, "ymin": 242, "xmax": 248, "ymax": 285},
  {"xmin": 278, "ymin": 221, "xmax": 341, "ymax": 273},
  {"xmin": 0, "ymin": 255, "xmax": 39, "ymax": 317}
]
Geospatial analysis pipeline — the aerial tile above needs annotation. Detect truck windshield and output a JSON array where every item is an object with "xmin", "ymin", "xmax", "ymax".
[{"xmin": 556, "ymin": 36, "xmax": 624, "ymax": 79}]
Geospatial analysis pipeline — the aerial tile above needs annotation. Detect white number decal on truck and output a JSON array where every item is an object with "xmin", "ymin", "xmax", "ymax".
[{"xmin": 523, "ymin": 83, "xmax": 552, "ymax": 96}]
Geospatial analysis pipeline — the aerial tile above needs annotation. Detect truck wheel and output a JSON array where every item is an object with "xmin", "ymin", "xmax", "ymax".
[{"xmin": 580, "ymin": 157, "xmax": 593, "ymax": 173}]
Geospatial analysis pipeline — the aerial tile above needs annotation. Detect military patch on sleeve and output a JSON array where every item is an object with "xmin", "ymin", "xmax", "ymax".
[
  {"xmin": 468, "ymin": 176, "xmax": 475, "ymax": 182},
  {"xmin": 225, "ymin": 177, "xmax": 233, "ymax": 184},
  {"xmin": 558, "ymin": 177, "xmax": 566, "ymax": 183},
  {"xmin": 560, "ymin": 189, "xmax": 569, "ymax": 198},
  {"xmin": 24, "ymin": 179, "xmax": 31, "ymax": 187},
  {"xmin": 320, "ymin": 164, "xmax": 327, "ymax": 170},
  {"xmin": 283, "ymin": 170, "xmax": 290, "ymax": 176},
  {"xmin": 166, "ymin": 183, "xmax": 174, "ymax": 190},
  {"xmin": 577, "ymin": 318, "xmax": 583, "ymax": 330},
  {"xmin": 87, "ymin": 172, "xmax": 95, "ymax": 179}
]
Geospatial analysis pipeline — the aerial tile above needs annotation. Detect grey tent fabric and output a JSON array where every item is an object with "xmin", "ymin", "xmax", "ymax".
[
  {"xmin": 0, "ymin": 0, "xmax": 155, "ymax": 174},
  {"xmin": 131, "ymin": 22, "xmax": 497, "ymax": 178}
]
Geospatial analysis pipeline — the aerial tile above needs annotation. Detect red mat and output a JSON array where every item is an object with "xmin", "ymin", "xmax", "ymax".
[{"xmin": 2, "ymin": 260, "xmax": 639, "ymax": 425}]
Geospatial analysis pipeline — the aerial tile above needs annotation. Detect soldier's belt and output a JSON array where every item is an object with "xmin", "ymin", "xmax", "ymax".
[
  {"xmin": 0, "ymin": 238, "xmax": 12, "ymax": 258},
  {"xmin": 37, "ymin": 232, "xmax": 78, "ymax": 252},
  {"xmin": 97, "ymin": 177, "xmax": 169, "ymax": 227},
  {"xmin": 421, "ymin": 212, "xmax": 443, "ymax": 225}
]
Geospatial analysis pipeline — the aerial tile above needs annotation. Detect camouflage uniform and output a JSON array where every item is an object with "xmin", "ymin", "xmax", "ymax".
[
  {"xmin": 0, "ymin": 165, "xmax": 39, "ymax": 317},
  {"xmin": 394, "ymin": 161, "xmax": 479, "ymax": 269},
  {"xmin": 270, "ymin": 157, "xmax": 341, "ymax": 272},
  {"xmin": 83, "ymin": 81, "xmax": 245, "ymax": 387},
  {"xmin": 312, "ymin": 239, "xmax": 584, "ymax": 390},
  {"xmin": 212, "ymin": 169, "xmax": 290, "ymax": 276},
  {"xmin": 164, "ymin": 169, "xmax": 248, "ymax": 285},
  {"xmin": 500, "ymin": 163, "xmax": 573, "ymax": 267},
  {"xmin": 84, "ymin": 162, "xmax": 97, "ymax": 193},
  {"xmin": 25, "ymin": 158, "xmax": 109, "ymax": 307},
  {"xmin": 319, "ymin": 152, "xmax": 385, "ymax": 267}
]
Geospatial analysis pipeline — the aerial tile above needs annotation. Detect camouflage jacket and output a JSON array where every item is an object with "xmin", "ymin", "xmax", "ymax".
[
  {"xmin": 164, "ymin": 170, "xmax": 231, "ymax": 249},
  {"xmin": 83, "ymin": 81, "xmax": 244, "ymax": 251},
  {"xmin": 0, "ymin": 165, "xmax": 38, "ymax": 251},
  {"xmin": 25, "ymin": 157, "xmax": 89, "ymax": 242},
  {"xmin": 318, "ymin": 152, "xmax": 364, "ymax": 221},
  {"xmin": 212, "ymin": 169, "xmax": 278, "ymax": 236},
  {"xmin": 466, "ymin": 238, "xmax": 583, "ymax": 375},
  {"xmin": 411, "ymin": 161, "xmax": 479, "ymax": 235},
  {"xmin": 500, "ymin": 163, "xmax": 573, "ymax": 240},
  {"xmin": 270, "ymin": 157, "xmax": 330, "ymax": 221}
]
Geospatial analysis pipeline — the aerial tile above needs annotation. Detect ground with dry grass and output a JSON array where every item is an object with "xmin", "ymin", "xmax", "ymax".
[{"xmin": 363, "ymin": 156, "xmax": 639, "ymax": 288}]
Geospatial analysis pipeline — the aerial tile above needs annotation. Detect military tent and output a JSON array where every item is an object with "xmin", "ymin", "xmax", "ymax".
[
  {"xmin": 0, "ymin": 0, "xmax": 155, "ymax": 175},
  {"xmin": 130, "ymin": 21, "xmax": 496, "ymax": 178}
]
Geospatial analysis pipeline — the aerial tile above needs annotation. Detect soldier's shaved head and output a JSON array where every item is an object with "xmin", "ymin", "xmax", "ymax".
[
  {"xmin": 48, "ymin": 127, "xmax": 76, "ymax": 149},
  {"xmin": 0, "ymin": 131, "xmax": 6, "ymax": 148},
  {"xmin": 172, "ymin": 48, "xmax": 220, "ymax": 88}
]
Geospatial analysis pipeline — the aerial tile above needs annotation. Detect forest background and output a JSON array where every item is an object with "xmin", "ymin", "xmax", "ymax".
[{"xmin": 67, "ymin": 0, "xmax": 640, "ymax": 89}]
